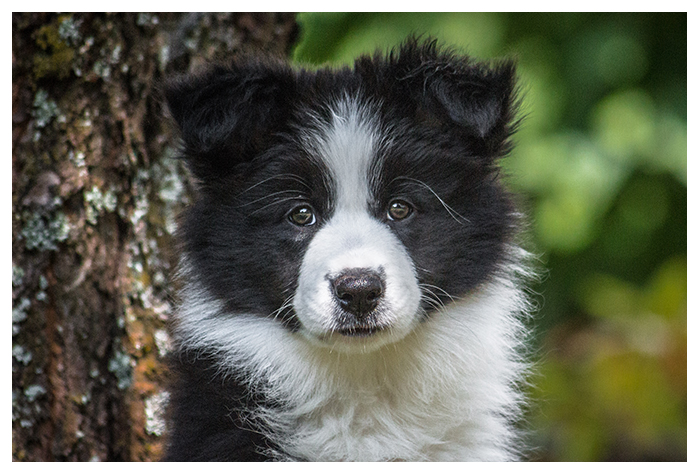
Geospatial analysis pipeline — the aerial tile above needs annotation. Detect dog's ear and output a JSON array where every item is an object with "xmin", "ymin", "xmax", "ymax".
[
  {"xmin": 377, "ymin": 39, "xmax": 518, "ymax": 156},
  {"xmin": 163, "ymin": 59, "xmax": 295, "ymax": 183},
  {"xmin": 423, "ymin": 59, "xmax": 517, "ymax": 139}
]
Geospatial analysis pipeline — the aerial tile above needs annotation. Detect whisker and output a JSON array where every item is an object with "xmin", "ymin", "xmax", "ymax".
[
  {"xmin": 420, "ymin": 283, "xmax": 457, "ymax": 304},
  {"xmin": 419, "ymin": 290, "xmax": 446, "ymax": 314},
  {"xmin": 236, "ymin": 174, "xmax": 316, "ymax": 216},
  {"xmin": 249, "ymin": 196, "xmax": 304, "ymax": 216},
  {"xmin": 392, "ymin": 176, "xmax": 470, "ymax": 225},
  {"xmin": 238, "ymin": 174, "xmax": 312, "ymax": 197},
  {"xmin": 268, "ymin": 295, "xmax": 296, "ymax": 323},
  {"xmin": 237, "ymin": 190, "xmax": 303, "ymax": 209},
  {"xmin": 419, "ymin": 282, "xmax": 458, "ymax": 314}
]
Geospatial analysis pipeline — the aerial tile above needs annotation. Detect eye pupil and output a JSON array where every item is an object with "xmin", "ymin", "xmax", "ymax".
[
  {"xmin": 289, "ymin": 206, "xmax": 315, "ymax": 226},
  {"xmin": 388, "ymin": 200, "xmax": 412, "ymax": 221}
]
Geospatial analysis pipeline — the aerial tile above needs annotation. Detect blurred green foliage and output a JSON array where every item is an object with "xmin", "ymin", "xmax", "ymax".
[{"xmin": 292, "ymin": 12, "xmax": 686, "ymax": 461}]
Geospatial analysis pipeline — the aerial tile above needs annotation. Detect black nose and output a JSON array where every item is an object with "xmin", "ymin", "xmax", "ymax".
[{"xmin": 331, "ymin": 268, "xmax": 384, "ymax": 317}]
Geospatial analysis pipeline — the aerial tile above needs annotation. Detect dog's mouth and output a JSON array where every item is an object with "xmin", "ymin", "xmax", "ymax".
[
  {"xmin": 301, "ymin": 313, "xmax": 416, "ymax": 353},
  {"xmin": 334, "ymin": 322, "xmax": 389, "ymax": 338}
]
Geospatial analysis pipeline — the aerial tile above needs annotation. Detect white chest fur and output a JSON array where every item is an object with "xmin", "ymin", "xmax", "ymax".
[{"xmin": 175, "ymin": 267, "xmax": 530, "ymax": 461}]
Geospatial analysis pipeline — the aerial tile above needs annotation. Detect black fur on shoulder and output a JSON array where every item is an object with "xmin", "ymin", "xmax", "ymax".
[{"xmin": 163, "ymin": 349, "xmax": 278, "ymax": 461}]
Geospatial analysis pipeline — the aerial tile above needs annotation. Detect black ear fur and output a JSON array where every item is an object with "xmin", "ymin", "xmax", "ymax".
[
  {"xmin": 364, "ymin": 38, "xmax": 518, "ymax": 156},
  {"xmin": 164, "ymin": 39, "xmax": 517, "ymax": 186},
  {"xmin": 163, "ymin": 59, "xmax": 295, "ymax": 182},
  {"xmin": 425, "ymin": 61, "xmax": 516, "ymax": 137}
]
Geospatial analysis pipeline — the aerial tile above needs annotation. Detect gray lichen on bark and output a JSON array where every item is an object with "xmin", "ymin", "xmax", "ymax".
[{"xmin": 12, "ymin": 12, "xmax": 298, "ymax": 461}]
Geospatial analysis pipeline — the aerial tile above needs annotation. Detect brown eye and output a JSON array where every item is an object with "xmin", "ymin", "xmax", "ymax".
[
  {"xmin": 387, "ymin": 200, "xmax": 413, "ymax": 221},
  {"xmin": 289, "ymin": 205, "xmax": 316, "ymax": 226}
]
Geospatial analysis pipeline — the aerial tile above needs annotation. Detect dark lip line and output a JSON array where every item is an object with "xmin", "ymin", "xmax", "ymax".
[{"xmin": 334, "ymin": 325, "xmax": 388, "ymax": 337}]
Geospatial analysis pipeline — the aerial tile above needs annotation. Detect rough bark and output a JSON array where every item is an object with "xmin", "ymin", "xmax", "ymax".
[{"xmin": 12, "ymin": 12, "xmax": 298, "ymax": 461}]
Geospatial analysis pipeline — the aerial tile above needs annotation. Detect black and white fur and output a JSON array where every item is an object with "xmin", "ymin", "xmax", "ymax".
[{"xmin": 163, "ymin": 39, "xmax": 532, "ymax": 461}]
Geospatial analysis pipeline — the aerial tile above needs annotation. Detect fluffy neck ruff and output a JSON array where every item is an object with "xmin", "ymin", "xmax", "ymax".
[{"xmin": 174, "ymin": 260, "xmax": 531, "ymax": 461}]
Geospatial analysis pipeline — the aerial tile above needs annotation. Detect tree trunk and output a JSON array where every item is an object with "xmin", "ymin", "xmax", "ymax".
[{"xmin": 12, "ymin": 12, "xmax": 299, "ymax": 461}]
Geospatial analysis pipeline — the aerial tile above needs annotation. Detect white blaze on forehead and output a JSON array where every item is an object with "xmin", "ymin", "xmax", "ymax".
[
  {"xmin": 293, "ymin": 96, "xmax": 423, "ymax": 352},
  {"xmin": 307, "ymin": 96, "xmax": 380, "ymax": 211}
]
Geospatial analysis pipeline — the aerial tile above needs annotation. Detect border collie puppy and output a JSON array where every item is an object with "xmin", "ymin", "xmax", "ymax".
[{"xmin": 163, "ymin": 38, "xmax": 531, "ymax": 461}]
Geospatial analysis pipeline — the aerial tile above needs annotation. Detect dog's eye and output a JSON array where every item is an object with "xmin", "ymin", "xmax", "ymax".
[
  {"xmin": 288, "ymin": 205, "xmax": 316, "ymax": 226},
  {"xmin": 387, "ymin": 200, "xmax": 413, "ymax": 221}
]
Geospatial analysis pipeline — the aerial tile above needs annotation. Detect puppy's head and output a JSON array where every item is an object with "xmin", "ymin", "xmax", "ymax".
[{"xmin": 166, "ymin": 39, "xmax": 519, "ymax": 353}]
